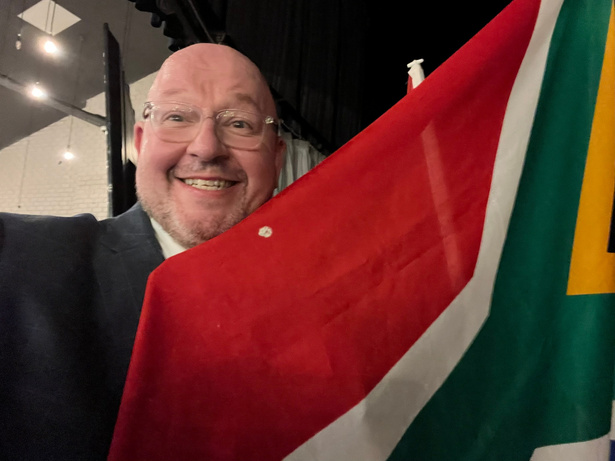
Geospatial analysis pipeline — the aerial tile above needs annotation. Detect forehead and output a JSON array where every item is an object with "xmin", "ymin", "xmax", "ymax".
[{"xmin": 150, "ymin": 47, "xmax": 273, "ymax": 113}]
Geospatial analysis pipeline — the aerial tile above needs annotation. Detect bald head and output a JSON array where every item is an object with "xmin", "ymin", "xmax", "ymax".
[
  {"xmin": 134, "ymin": 43, "xmax": 286, "ymax": 249},
  {"xmin": 148, "ymin": 44, "xmax": 278, "ymax": 118}
]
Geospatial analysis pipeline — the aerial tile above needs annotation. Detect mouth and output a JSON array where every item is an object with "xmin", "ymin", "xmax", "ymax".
[{"xmin": 181, "ymin": 178, "xmax": 238, "ymax": 191}]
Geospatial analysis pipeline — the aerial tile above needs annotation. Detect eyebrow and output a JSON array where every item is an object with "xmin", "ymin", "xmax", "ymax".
[
  {"xmin": 155, "ymin": 90, "xmax": 263, "ymax": 112},
  {"xmin": 157, "ymin": 88, "xmax": 188, "ymax": 98},
  {"xmin": 228, "ymin": 93, "xmax": 261, "ymax": 112}
]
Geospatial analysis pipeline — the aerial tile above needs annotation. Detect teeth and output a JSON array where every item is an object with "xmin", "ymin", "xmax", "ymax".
[{"xmin": 183, "ymin": 178, "xmax": 234, "ymax": 190}]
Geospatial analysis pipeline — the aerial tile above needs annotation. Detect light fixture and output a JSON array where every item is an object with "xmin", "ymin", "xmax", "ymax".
[
  {"xmin": 29, "ymin": 83, "xmax": 47, "ymax": 99},
  {"xmin": 64, "ymin": 115, "xmax": 77, "ymax": 162},
  {"xmin": 43, "ymin": 38, "xmax": 58, "ymax": 54},
  {"xmin": 61, "ymin": 36, "xmax": 84, "ymax": 167}
]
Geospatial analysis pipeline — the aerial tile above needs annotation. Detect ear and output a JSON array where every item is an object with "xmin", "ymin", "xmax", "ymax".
[
  {"xmin": 273, "ymin": 136, "xmax": 286, "ymax": 181},
  {"xmin": 133, "ymin": 121, "xmax": 145, "ymax": 162}
]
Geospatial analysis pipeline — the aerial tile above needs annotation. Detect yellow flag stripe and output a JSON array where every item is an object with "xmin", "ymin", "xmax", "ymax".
[{"xmin": 567, "ymin": 5, "xmax": 615, "ymax": 295}]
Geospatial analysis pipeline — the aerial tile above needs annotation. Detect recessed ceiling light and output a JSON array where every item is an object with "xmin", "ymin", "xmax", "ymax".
[
  {"xmin": 63, "ymin": 151, "xmax": 75, "ymax": 160},
  {"xmin": 29, "ymin": 84, "xmax": 47, "ymax": 99},
  {"xmin": 43, "ymin": 38, "xmax": 58, "ymax": 54}
]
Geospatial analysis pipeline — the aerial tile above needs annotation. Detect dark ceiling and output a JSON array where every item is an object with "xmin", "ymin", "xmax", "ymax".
[
  {"xmin": 0, "ymin": 0, "xmax": 513, "ymax": 155},
  {"xmin": 0, "ymin": 0, "xmax": 172, "ymax": 150}
]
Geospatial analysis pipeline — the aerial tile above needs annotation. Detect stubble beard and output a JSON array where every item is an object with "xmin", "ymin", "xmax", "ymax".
[{"xmin": 138, "ymin": 188, "xmax": 249, "ymax": 249}]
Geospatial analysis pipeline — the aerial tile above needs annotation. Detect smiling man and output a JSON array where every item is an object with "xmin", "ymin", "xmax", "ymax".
[
  {"xmin": 136, "ymin": 44, "xmax": 285, "ymax": 250},
  {"xmin": 0, "ymin": 44, "xmax": 285, "ymax": 460},
  {"xmin": 136, "ymin": 44, "xmax": 285, "ymax": 252}
]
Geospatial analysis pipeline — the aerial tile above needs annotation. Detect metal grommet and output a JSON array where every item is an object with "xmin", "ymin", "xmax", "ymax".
[{"xmin": 258, "ymin": 226, "xmax": 273, "ymax": 238}]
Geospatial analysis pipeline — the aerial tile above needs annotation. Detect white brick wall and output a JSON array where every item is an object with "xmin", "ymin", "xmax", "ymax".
[
  {"xmin": 0, "ymin": 70, "xmax": 325, "ymax": 219},
  {"xmin": 0, "ymin": 72, "xmax": 157, "ymax": 220}
]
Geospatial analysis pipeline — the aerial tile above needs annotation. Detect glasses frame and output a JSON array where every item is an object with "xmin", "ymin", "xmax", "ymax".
[{"xmin": 142, "ymin": 101, "xmax": 280, "ymax": 150}]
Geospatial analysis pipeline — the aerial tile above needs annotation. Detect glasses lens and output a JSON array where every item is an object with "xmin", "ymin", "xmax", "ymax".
[
  {"xmin": 146, "ymin": 103, "xmax": 274, "ymax": 148},
  {"xmin": 150, "ymin": 103, "xmax": 201, "ymax": 142},
  {"xmin": 215, "ymin": 110, "xmax": 264, "ymax": 149}
]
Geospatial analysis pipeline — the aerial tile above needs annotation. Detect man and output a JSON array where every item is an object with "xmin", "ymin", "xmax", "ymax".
[{"xmin": 0, "ymin": 44, "xmax": 285, "ymax": 460}]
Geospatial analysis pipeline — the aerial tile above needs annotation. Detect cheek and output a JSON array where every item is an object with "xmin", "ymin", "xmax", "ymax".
[
  {"xmin": 243, "ymin": 156, "xmax": 279, "ymax": 191},
  {"xmin": 138, "ymin": 138, "xmax": 185, "ymax": 179}
]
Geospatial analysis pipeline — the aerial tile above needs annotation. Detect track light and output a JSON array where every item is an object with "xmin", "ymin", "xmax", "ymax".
[
  {"xmin": 29, "ymin": 83, "xmax": 47, "ymax": 99},
  {"xmin": 43, "ymin": 39, "xmax": 59, "ymax": 54}
]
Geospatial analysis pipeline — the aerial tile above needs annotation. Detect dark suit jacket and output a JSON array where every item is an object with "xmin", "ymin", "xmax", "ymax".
[{"xmin": 0, "ymin": 203, "xmax": 165, "ymax": 460}]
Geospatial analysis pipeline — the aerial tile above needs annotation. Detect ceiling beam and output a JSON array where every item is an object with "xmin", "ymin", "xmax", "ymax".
[{"xmin": 0, "ymin": 73, "xmax": 106, "ymax": 128}]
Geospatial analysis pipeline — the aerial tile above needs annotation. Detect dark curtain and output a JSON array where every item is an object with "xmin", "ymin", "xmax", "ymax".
[
  {"xmin": 215, "ymin": 0, "xmax": 369, "ymax": 154},
  {"xmin": 130, "ymin": 0, "xmax": 515, "ymax": 155}
]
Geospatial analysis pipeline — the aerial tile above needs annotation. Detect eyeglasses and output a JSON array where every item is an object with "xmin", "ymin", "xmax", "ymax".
[{"xmin": 143, "ymin": 101, "xmax": 279, "ymax": 150}]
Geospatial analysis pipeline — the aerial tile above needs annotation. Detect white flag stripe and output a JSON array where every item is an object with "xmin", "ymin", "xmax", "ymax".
[
  {"xmin": 530, "ymin": 434, "xmax": 610, "ymax": 460},
  {"xmin": 533, "ymin": 401, "xmax": 615, "ymax": 461},
  {"xmin": 285, "ymin": 0, "xmax": 564, "ymax": 459}
]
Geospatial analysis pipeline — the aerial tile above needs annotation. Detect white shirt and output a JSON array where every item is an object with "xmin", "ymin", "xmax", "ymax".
[{"xmin": 149, "ymin": 218, "xmax": 188, "ymax": 259}]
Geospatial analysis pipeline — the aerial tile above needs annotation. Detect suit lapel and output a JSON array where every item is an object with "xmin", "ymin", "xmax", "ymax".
[
  {"xmin": 96, "ymin": 203, "xmax": 164, "ymax": 313},
  {"xmin": 93, "ymin": 203, "xmax": 164, "ymax": 393}
]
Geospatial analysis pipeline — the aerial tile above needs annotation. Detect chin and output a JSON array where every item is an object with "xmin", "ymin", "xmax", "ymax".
[{"xmin": 173, "ymin": 209, "xmax": 247, "ymax": 247}]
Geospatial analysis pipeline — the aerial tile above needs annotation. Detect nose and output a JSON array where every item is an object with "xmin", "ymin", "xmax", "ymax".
[{"xmin": 184, "ymin": 117, "xmax": 227, "ymax": 162}]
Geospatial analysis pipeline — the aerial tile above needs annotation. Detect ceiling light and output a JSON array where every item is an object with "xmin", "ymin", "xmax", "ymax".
[
  {"xmin": 43, "ymin": 38, "xmax": 58, "ymax": 54},
  {"xmin": 63, "ymin": 150, "xmax": 75, "ymax": 160},
  {"xmin": 29, "ymin": 83, "xmax": 47, "ymax": 99}
]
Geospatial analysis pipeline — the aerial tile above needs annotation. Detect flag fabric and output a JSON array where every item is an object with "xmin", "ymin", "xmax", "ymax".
[{"xmin": 108, "ymin": 0, "xmax": 615, "ymax": 459}]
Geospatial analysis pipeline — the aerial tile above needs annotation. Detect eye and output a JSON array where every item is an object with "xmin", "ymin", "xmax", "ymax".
[
  {"xmin": 229, "ymin": 119, "xmax": 254, "ymax": 130},
  {"xmin": 159, "ymin": 109, "xmax": 198, "ymax": 125},
  {"xmin": 218, "ymin": 111, "xmax": 259, "ymax": 135},
  {"xmin": 164, "ymin": 112, "xmax": 185, "ymax": 122}
]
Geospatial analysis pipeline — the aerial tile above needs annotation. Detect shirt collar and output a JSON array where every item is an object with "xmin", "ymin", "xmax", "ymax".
[{"xmin": 149, "ymin": 217, "xmax": 188, "ymax": 259}]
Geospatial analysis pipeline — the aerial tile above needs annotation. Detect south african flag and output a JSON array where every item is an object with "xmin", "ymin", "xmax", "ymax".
[{"xmin": 109, "ymin": 0, "xmax": 615, "ymax": 459}]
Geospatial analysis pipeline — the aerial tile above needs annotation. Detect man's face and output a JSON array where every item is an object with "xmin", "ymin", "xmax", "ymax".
[{"xmin": 134, "ymin": 45, "xmax": 285, "ymax": 248}]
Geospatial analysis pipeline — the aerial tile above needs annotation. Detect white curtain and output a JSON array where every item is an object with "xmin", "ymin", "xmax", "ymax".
[{"xmin": 276, "ymin": 131, "xmax": 326, "ymax": 194}]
